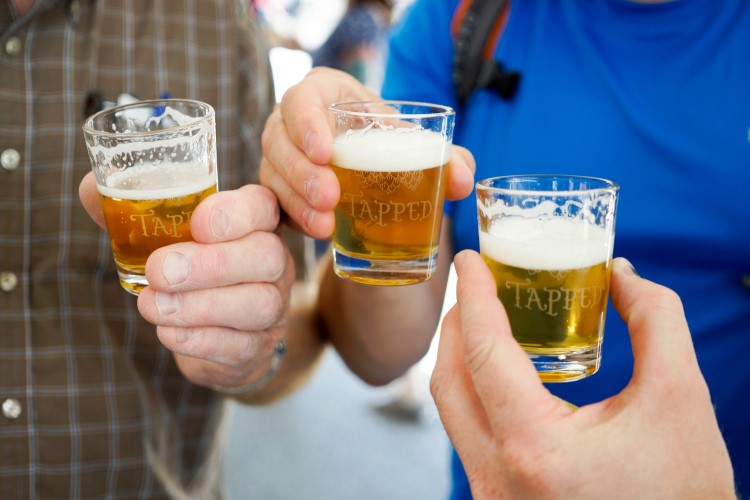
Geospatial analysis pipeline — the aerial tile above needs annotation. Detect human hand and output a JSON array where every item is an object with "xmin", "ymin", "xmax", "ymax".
[
  {"xmin": 430, "ymin": 250, "xmax": 736, "ymax": 499},
  {"xmin": 79, "ymin": 172, "xmax": 294, "ymax": 391},
  {"xmin": 259, "ymin": 67, "xmax": 476, "ymax": 239}
]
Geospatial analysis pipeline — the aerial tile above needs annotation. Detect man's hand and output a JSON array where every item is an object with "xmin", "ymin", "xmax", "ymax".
[
  {"xmin": 259, "ymin": 67, "xmax": 475, "ymax": 239},
  {"xmin": 431, "ymin": 250, "xmax": 736, "ymax": 499},
  {"xmin": 79, "ymin": 172, "xmax": 295, "ymax": 393}
]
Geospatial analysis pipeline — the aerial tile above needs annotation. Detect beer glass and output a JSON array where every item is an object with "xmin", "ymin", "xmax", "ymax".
[
  {"xmin": 476, "ymin": 175, "xmax": 619, "ymax": 382},
  {"xmin": 328, "ymin": 100, "xmax": 454, "ymax": 286},
  {"xmin": 83, "ymin": 99, "xmax": 218, "ymax": 295}
]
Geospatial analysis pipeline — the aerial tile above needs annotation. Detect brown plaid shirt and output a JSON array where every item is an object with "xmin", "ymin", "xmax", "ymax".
[{"xmin": 1, "ymin": 0, "xmax": 276, "ymax": 498}]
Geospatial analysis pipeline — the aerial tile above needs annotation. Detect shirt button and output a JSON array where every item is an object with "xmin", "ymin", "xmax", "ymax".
[
  {"xmin": 1, "ymin": 272, "xmax": 18, "ymax": 292},
  {"xmin": 4, "ymin": 36, "xmax": 22, "ymax": 57},
  {"xmin": 1, "ymin": 149, "xmax": 21, "ymax": 171},
  {"xmin": 742, "ymin": 274, "xmax": 750, "ymax": 289},
  {"xmin": 2, "ymin": 398, "xmax": 22, "ymax": 420}
]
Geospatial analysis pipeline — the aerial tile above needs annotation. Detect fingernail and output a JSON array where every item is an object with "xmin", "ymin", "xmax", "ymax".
[
  {"xmin": 155, "ymin": 292, "xmax": 182, "ymax": 316},
  {"xmin": 303, "ymin": 207, "xmax": 316, "ymax": 229},
  {"xmin": 162, "ymin": 252, "xmax": 190, "ymax": 285},
  {"xmin": 175, "ymin": 328, "xmax": 190, "ymax": 343},
  {"xmin": 616, "ymin": 257, "xmax": 640, "ymax": 277},
  {"xmin": 304, "ymin": 176, "xmax": 320, "ymax": 205},
  {"xmin": 304, "ymin": 130, "xmax": 317, "ymax": 158},
  {"xmin": 210, "ymin": 207, "xmax": 230, "ymax": 239},
  {"xmin": 453, "ymin": 250, "xmax": 470, "ymax": 273}
]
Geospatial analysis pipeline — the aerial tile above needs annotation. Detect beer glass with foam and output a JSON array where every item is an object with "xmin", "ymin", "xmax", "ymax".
[
  {"xmin": 328, "ymin": 101, "xmax": 454, "ymax": 286},
  {"xmin": 83, "ymin": 99, "xmax": 218, "ymax": 295},
  {"xmin": 476, "ymin": 175, "xmax": 619, "ymax": 382}
]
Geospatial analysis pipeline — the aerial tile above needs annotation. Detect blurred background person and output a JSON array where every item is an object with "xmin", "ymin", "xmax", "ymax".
[
  {"xmin": 312, "ymin": 0, "xmax": 393, "ymax": 92},
  {"xmin": 1, "ymin": 1, "xmax": 322, "ymax": 498}
]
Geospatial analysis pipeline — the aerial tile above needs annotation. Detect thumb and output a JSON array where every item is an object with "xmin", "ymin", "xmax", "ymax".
[{"xmin": 453, "ymin": 250, "xmax": 550, "ymax": 430}]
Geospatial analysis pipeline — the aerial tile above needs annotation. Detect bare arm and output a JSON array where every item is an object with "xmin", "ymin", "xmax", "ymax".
[
  {"xmin": 317, "ymin": 220, "xmax": 454, "ymax": 385},
  {"xmin": 260, "ymin": 68, "xmax": 475, "ymax": 385}
]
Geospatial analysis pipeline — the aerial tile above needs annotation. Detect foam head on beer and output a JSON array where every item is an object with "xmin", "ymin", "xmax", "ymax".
[
  {"xmin": 332, "ymin": 127, "xmax": 451, "ymax": 173},
  {"xmin": 479, "ymin": 217, "xmax": 613, "ymax": 271}
]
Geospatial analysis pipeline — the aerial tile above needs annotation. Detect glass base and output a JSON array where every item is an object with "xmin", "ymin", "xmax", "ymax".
[
  {"xmin": 117, "ymin": 269, "xmax": 147, "ymax": 296},
  {"xmin": 527, "ymin": 346, "xmax": 601, "ymax": 383},
  {"xmin": 332, "ymin": 250, "xmax": 436, "ymax": 286}
]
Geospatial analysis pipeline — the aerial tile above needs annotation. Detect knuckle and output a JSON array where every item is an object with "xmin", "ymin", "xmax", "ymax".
[
  {"xmin": 260, "ymin": 186, "xmax": 281, "ymax": 225},
  {"xmin": 238, "ymin": 333, "xmax": 260, "ymax": 362},
  {"xmin": 259, "ymin": 157, "xmax": 272, "ymax": 185},
  {"xmin": 188, "ymin": 330, "xmax": 218, "ymax": 359},
  {"xmin": 192, "ymin": 295, "xmax": 223, "ymax": 326},
  {"xmin": 282, "ymin": 188, "xmax": 305, "ymax": 223},
  {"xmin": 250, "ymin": 284, "xmax": 284, "ymax": 330},
  {"xmin": 263, "ymin": 234, "xmax": 288, "ymax": 281},
  {"xmin": 286, "ymin": 151, "xmax": 311, "ymax": 182},
  {"xmin": 158, "ymin": 326, "xmax": 215, "ymax": 359},
  {"xmin": 280, "ymin": 82, "xmax": 302, "ymax": 106},
  {"xmin": 197, "ymin": 245, "xmax": 231, "ymax": 283},
  {"xmin": 261, "ymin": 108, "xmax": 282, "ymax": 150},
  {"xmin": 429, "ymin": 370, "xmax": 449, "ymax": 405},
  {"xmin": 241, "ymin": 184, "xmax": 280, "ymax": 229},
  {"xmin": 248, "ymin": 232, "xmax": 287, "ymax": 282},
  {"xmin": 501, "ymin": 444, "xmax": 553, "ymax": 490},
  {"xmin": 462, "ymin": 337, "xmax": 493, "ymax": 376}
]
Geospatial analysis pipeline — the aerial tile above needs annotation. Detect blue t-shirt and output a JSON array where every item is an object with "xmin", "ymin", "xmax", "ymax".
[{"xmin": 383, "ymin": 0, "xmax": 750, "ymax": 498}]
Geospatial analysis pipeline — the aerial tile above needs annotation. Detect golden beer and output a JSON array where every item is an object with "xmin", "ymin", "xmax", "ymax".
[
  {"xmin": 97, "ymin": 162, "xmax": 217, "ymax": 295},
  {"xmin": 330, "ymin": 128, "xmax": 450, "ymax": 285},
  {"xmin": 479, "ymin": 218, "xmax": 613, "ymax": 382}
]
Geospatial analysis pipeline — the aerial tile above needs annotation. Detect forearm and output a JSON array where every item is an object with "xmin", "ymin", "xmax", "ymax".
[{"xmin": 318, "ymin": 230, "xmax": 453, "ymax": 386}]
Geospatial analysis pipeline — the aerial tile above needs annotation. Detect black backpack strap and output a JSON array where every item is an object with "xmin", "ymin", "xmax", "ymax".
[{"xmin": 452, "ymin": 0, "xmax": 520, "ymax": 104}]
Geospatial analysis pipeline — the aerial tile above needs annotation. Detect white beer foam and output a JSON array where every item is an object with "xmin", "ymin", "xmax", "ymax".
[
  {"xmin": 479, "ymin": 218, "xmax": 613, "ymax": 270},
  {"xmin": 332, "ymin": 128, "xmax": 451, "ymax": 172},
  {"xmin": 97, "ymin": 162, "xmax": 216, "ymax": 201}
]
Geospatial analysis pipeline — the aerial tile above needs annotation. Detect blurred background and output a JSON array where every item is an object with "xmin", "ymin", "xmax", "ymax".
[
  {"xmin": 252, "ymin": 0, "xmax": 416, "ymax": 99},
  {"xmin": 223, "ymin": 1, "xmax": 459, "ymax": 499}
]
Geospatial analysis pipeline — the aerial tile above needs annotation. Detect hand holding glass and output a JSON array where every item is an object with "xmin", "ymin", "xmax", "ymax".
[
  {"xmin": 476, "ymin": 175, "xmax": 619, "ymax": 382},
  {"xmin": 83, "ymin": 99, "xmax": 218, "ymax": 295}
]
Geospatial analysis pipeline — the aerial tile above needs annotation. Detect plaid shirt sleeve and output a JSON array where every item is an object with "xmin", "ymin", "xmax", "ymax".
[{"xmin": 0, "ymin": 0, "xmax": 276, "ymax": 498}]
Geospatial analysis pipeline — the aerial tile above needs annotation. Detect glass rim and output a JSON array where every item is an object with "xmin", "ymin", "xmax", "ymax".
[
  {"xmin": 476, "ymin": 174, "xmax": 620, "ymax": 195},
  {"xmin": 82, "ymin": 98, "xmax": 215, "ymax": 138},
  {"xmin": 328, "ymin": 100, "xmax": 455, "ymax": 119}
]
